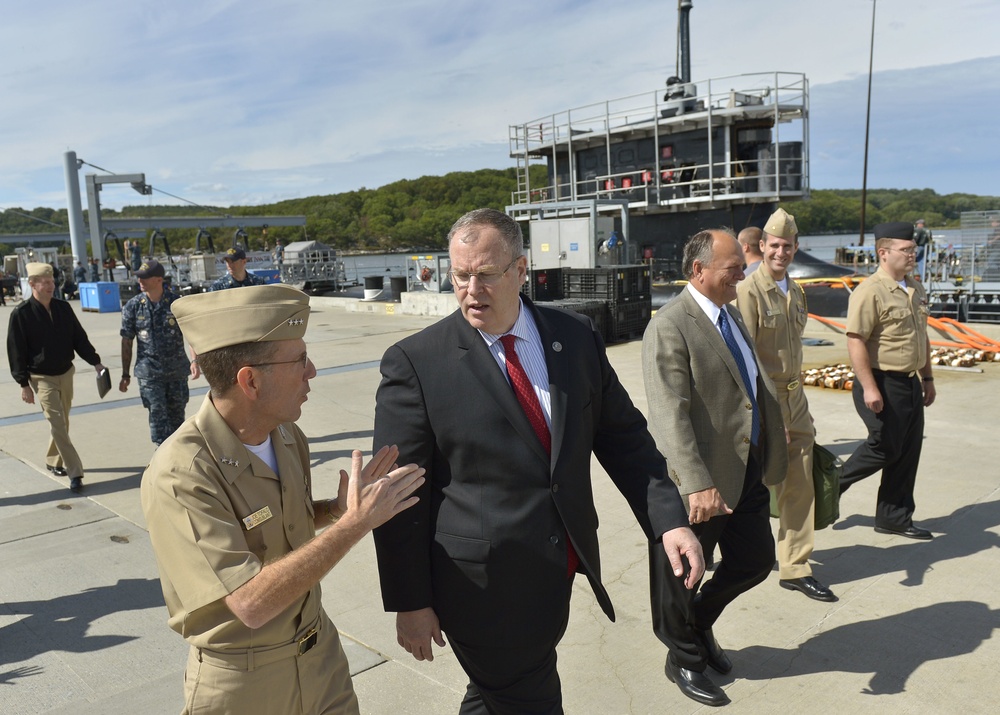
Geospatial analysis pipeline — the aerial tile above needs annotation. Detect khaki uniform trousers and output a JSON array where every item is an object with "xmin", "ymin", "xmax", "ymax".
[
  {"xmin": 773, "ymin": 383, "xmax": 815, "ymax": 579},
  {"xmin": 29, "ymin": 365, "xmax": 84, "ymax": 479},
  {"xmin": 182, "ymin": 610, "xmax": 359, "ymax": 715}
]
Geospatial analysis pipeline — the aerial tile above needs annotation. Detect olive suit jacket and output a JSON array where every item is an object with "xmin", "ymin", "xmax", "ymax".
[
  {"xmin": 372, "ymin": 297, "xmax": 688, "ymax": 648},
  {"xmin": 642, "ymin": 288, "xmax": 787, "ymax": 512}
]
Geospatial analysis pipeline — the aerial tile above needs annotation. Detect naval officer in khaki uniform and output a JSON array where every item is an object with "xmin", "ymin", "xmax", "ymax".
[
  {"xmin": 141, "ymin": 284, "xmax": 425, "ymax": 714},
  {"xmin": 736, "ymin": 209, "xmax": 836, "ymax": 602},
  {"xmin": 840, "ymin": 222, "xmax": 936, "ymax": 540}
]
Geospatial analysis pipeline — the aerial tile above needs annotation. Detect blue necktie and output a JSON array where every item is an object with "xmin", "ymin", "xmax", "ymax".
[{"xmin": 717, "ymin": 308, "xmax": 761, "ymax": 446}]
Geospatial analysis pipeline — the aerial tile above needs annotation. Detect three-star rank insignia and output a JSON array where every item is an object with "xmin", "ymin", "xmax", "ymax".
[{"xmin": 220, "ymin": 457, "xmax": 240, "ymax": 467}]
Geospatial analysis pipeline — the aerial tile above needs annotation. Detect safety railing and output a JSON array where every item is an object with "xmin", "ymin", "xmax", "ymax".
[{"xmin": 508, "ymin": 72, "xmax": 808, "ymax": 217}]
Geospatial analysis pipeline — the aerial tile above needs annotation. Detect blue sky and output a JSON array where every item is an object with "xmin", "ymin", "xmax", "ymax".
[{"xmin": 3, "ymin": 0, "xmax": 998, "ymax": 211}]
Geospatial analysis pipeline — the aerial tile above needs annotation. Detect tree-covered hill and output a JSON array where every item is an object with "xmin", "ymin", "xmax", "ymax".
[
  {"xmin": 787, "ymin": 188, "xmax": 1000, "ymax": 234},
  {"xmin": 3, "ymin": 171, "xmax": 1000, "ymax": 255}
]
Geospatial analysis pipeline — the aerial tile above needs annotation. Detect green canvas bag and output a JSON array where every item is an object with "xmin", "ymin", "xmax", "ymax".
[{"xmin": 769, "ymin": 443, "xmax": 842, "ymax": 530}]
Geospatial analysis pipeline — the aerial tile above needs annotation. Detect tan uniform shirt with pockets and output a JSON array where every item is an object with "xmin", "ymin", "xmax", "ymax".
[
  {"xmin": 846, "ymin": 267, "xmax": 929, "ymax": 373},
  {"xmin": 736, "ymin": 268, "xmax": 809, "ymax": 381},
  {"xmin": 141, "ymin": 394, "xmax": 320, "ymax": 650}
]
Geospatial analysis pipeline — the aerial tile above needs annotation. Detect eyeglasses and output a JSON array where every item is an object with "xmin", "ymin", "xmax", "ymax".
[
  {"xmin": 887, "ymin": 246, "xmax": 917, "ymax": 256},
  {"xmin": 449, "ymin": 257, "xmax": 519, "ymax": 288},
  {"xmin": 244, "ymin": 352, "xmax": 311, "ymax": 370}
]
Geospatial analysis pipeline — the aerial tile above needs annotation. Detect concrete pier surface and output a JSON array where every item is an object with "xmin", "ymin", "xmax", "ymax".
[{"xmin": 2, "ymin": 296, "xmax": 999, "ymax": 714}]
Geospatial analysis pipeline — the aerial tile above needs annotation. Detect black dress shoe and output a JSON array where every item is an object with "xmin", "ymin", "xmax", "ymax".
[
  {"xmin": 694, "ymin": 627, "xmax": 732, "ymax": 674},
  {"xmin": 47, "ymin": 465, "xmax": 68, "ymax": 477},
  {"xmin": 69, "ymin": 477, "xmax": 83, "ymax": 492},
  {"xmin": 874, "ymin": 524, "xmax": 933, "ymax": 540},
  {"xmin": 664, "ymin": 655, "xmax": 729, "ymax": 707},
  {"xmin": 779, "ymin": 576, "xmax": 838, "ymax": 602}
]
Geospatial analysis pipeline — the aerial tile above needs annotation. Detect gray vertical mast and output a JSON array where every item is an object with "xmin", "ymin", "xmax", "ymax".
[
  {"xmin": 63, "ymin": 151, "xmax": 88, "ymax": 267},
  {"xmin": 678, "ymin": 0, "xmax": 693, "ymax": 82}
]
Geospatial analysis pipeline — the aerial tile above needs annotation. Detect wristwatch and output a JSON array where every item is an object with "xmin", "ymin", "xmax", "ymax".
[
  {"xmin": 122, "ymin": 374, "xmax": 131, "ymax": 379},
  {"xmin": 922, "ymin": 376, "xmax": 934, "ymax": 382}
]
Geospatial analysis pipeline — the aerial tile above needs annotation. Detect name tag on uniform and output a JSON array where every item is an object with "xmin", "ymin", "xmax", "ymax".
[
  {"xmin": 766, "ymin": 309, "xmax": 782, "ymax": 316},
  {"xmin": 243, "ymin": 506, "xmax": 273, "ymax": 530}
]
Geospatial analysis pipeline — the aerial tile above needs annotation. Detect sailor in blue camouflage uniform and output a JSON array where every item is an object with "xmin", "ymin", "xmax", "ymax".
[
  {"xmin": 209, "ymin": 247, "xmax": 268, "ymax": 291},
  {"xmin": 119, "ymin": 260, "xmax": 195, "ymax": 445}
]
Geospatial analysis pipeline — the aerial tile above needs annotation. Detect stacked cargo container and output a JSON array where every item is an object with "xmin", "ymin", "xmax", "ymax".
[{"xmin": 522, "ymin": 265, "xmax": 652, "ymax": 344}]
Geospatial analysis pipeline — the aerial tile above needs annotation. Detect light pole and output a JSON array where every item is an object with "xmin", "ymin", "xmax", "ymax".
[{"xmin": 859, "ymin": 0, "xmax": 877, "ymax": 246}]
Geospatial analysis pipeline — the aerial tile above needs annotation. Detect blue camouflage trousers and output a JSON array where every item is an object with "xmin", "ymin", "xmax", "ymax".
[{"xmin": 138, "ymin": 378, "xmax": 190, "ymax": 445}]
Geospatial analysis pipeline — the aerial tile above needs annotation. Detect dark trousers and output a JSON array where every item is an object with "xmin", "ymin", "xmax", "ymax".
[
  {"xmin": 138, "ymin": 378, "xmax": 189, "ymax": 445},
  {"xmin": 840, "ymin": 371, "xmax": 925, "ymax": 529},
  {"xmin": 451, "ymin": 581, "xmax": 571, "ymax": 715},
  {"xmin": 648, "ymin": 454, "xmax": 774, "ymax": 671}
]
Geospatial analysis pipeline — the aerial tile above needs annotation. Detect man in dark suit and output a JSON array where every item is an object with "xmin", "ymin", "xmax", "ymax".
[
  {"xmin": 642, "ymin": 228, "xmax": 788, "ymax": 707},
  {"xmin": 373, "ymin": 208, "xmax": 703, "ymax": 714}
]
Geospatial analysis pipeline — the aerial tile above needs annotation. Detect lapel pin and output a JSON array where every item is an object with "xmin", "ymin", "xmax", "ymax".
[{"xmin": 552, "ymin": 342, "xmax": 562, "ymax": 352}]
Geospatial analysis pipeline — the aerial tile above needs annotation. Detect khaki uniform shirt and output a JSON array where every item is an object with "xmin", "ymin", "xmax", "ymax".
[
  {"xmin": 736, "ymin": 268, "xmax": 809, "ymax": 381},
  {"xmin": 846, "ymin": 267, "xmax": 929, "ymax": 373},
  {"xmin": 141, "ymin": 394, "xmax": 320, "ymax": 650}
]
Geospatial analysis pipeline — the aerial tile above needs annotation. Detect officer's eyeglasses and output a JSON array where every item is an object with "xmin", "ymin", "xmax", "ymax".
[
  {"xmin": 888, "ymin": 246, "xmax": 917, "ymax": 256},
  {"xmin": 245, "ymin": 352, "xmax": 311, "ymax": 370},
  {"xmin": 449, "ymin": 257, "xmax": 519, "ymax": 288}
]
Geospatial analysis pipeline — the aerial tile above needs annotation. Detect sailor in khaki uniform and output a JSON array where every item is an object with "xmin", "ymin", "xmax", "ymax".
[
  {"xmin": 839, "ymin": 222, "xmax": 936, "ymax": 540},
  {"xmin": 141, "ymin": 284, "xmax": 425, "ymax": 715},
  {"xmin": 736, "ymin": 209, "xmax": 837, "ymax": 603}
]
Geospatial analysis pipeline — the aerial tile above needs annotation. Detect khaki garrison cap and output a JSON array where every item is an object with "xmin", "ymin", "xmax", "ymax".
[
  {"xmin": 764, "ymin": 208, "xmax": 798, "ymax": 239},
  {"xmin": 26, "ymin": 262, "xmax": 53, "ymax": 278},
  {"xmin": 172, "ymin": 284, "xmax": 310, "ymax": 355}
]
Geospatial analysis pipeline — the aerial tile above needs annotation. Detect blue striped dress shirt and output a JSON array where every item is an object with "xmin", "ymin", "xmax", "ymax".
[{"xmin": 480, "ymin": 299, "xmax": 552, "ymax": 428}]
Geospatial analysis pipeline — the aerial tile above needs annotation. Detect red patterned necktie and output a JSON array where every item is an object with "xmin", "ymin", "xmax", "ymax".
[
  {"xmin": 500, "ymin": 334, "xmax": 550, "ymax": 453},
  {"xmin": 500, "ymin": 334, "xmax": 578, "ymax": 576}
]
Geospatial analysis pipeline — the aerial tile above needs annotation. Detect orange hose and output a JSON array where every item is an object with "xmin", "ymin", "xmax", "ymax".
[
  {"xmin": 927, "ymin": 317, "xmax": 998, "ymax": 350},
  {"xmin": 808, "ymin": 314, "xmax": 846, "ymax": 331},
  {"xmin": 933, "ymin": 318, "xmax": 1000, "ymax": 349},
  {"xmin": 808, "ymin": 314, "xmax": 997, "ymax": 351},
  {"xmin": 930, "ymin": 340, "xmax": 992, "ymax": 349}
]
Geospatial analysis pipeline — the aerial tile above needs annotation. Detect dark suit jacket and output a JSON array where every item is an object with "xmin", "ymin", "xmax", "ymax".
[
  {"xmin": 642, "ymin": 288, "xmax": 788, "ymax": 512},
  {"xmin": 373, "ymin": 297, "xmax": 687, "ymax": 648}
]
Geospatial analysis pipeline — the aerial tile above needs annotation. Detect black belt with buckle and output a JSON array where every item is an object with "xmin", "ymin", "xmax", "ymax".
[
  {"xmin": 297, "ymin": 627, "xmax": 318, "ymax": 655},
  {"xmin": 876, "ymin": 369, "xmax": 916, "ymax": 379}
]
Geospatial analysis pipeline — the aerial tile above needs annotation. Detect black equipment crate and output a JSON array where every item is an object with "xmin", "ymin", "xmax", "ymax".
[
  {"xmin": 521, "ymin": 268, "xmax": 563, "ymax": 302},
  {"xmin": 118, "ymin": 281, "xmax": 141, "ymax": 306},
  {"xmin": 561, "ymin": 265, "xmax": 650, "ymax": 302},
  {"xmin": 549, "ymin": 299, "xmax": 610, "ymax": 343},
  {"xmin": 608, "ymin": 296, "xmax": 653, "ymax": 343}
]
